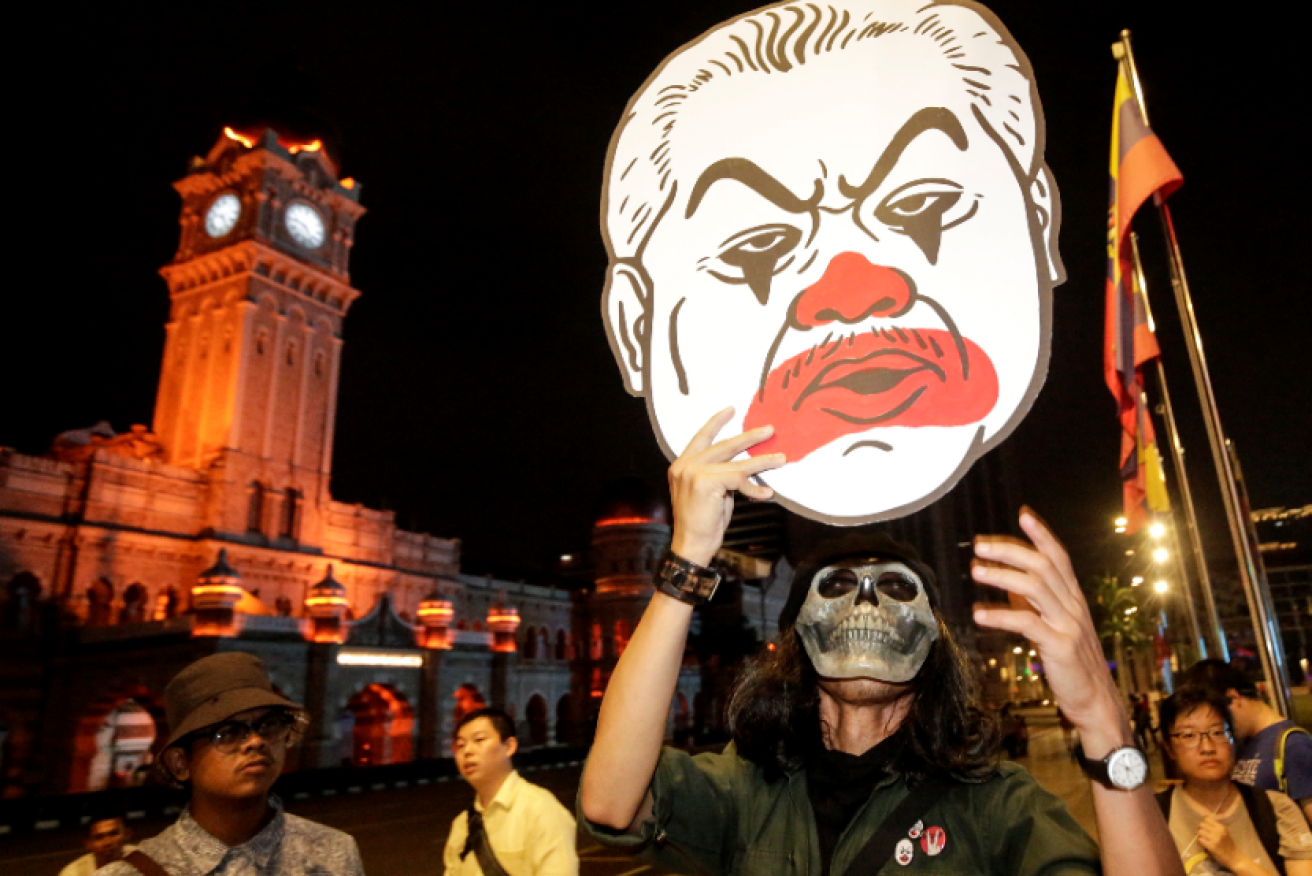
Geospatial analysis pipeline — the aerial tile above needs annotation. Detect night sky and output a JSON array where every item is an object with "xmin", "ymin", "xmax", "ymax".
[{"xmin": 7, "ymin": 1, "xmax": 1308, "ymax": 578}]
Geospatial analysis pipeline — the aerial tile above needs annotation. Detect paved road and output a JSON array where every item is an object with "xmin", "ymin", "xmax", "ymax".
[{"xmin": 1, "ymin": 727, "xmax": 1168, "ymax": 876}]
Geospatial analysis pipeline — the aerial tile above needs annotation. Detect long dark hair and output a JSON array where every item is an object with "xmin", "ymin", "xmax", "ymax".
[{"xmin": 727, "ymin": 620, "xmax": 999, "ymax": 783}]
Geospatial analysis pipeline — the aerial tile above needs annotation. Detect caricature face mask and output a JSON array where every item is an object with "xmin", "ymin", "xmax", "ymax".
[
  {"xmin": 600, "ymin": 0, "xmax": 1062, "ymax": 526},
  {"xmin": 795, "ymin": 558, "xmax": 938, "ymax": 682}
]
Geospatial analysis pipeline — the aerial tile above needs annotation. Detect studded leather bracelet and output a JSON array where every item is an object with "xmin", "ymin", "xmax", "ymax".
[{"xmin": 654, "ymin": 548, "xmax": 721, "ymax": 606}]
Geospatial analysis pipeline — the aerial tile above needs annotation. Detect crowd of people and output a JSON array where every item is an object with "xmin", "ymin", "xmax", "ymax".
[{"xmin": 46, "ymin": 414, "xmax": 1302, "ymax": 876}]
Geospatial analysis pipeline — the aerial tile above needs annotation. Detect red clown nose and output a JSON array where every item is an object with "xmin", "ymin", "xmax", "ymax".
[
  {"xmin": 744, "ymin": 251, "xmax": 999, "ymax": 463},
  {"xmin": 793, "ymin": 252, "xmax": 914, "ymax": 327}
]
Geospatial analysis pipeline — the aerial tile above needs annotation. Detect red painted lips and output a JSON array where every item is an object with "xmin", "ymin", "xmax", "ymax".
[{"xmin": 744, "ymin": 328, "xmax": 998, "ymax": 462}]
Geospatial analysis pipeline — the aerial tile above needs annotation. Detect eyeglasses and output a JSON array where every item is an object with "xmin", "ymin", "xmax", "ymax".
[
  {"xmin": 1169, "ymin": 727, "xmax": 1231, "ymax": 748},
  {"xmin": 200, "ymin": 711, "xmax": 304, "ymax": 754}
]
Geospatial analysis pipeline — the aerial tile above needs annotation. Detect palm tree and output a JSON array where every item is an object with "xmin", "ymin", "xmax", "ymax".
[{"xmin": 1087, "ymin": 575, "xmax": 1154, "ymax": 698}]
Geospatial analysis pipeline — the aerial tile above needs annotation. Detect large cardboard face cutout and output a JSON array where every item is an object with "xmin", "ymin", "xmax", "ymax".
[{"xmin": 602, "ymin": 0, "xmax": 1063, "ymax": 524}]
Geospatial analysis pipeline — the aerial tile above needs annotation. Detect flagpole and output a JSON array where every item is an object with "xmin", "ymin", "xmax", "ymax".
[
  {"xmin": 1115, "ymin": 31, "xmax": 1291, "ymax": 716},
  {"xmin": 1129, "ymin": 232, "xmax": 1226, "ymax": 661}
]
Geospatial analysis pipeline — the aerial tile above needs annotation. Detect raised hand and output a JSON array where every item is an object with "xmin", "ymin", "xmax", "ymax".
[
  {"xmin": 970, "ymin": 509, "xmax": 1183, "ymax": 876},
  {"xmin": 581, "ymin": 408, "xmax": 784, "ymax": 832},
  {"xmin": 970, "ymin": 508, "xmax": 1128, "ymax": 751},
  {"xmin": 668, "ymin": 407, "xmax": 785, "ymax": 567}
]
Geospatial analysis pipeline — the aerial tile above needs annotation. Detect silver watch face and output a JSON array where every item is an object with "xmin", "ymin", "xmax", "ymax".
[{"xmin": 1107, "ymin": 747, "xmax": 1148, "ymax": 790}]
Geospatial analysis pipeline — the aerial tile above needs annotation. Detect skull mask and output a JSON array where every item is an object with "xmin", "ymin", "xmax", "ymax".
[{"xmin": 795, "ymin": 557, "xmax": 938, "ymax": 682}]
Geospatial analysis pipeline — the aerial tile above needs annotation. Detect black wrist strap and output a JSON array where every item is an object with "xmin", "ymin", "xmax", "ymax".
[
  {"xmin": 654, "ymin": 549, "xmax": 720, "ymax": 606},
  {"xmin": 1075, "ymin": 746, "xmax": 1107, "ymax": 785},
  {"xmin": 843, "ymin": 773, "xmax": 953, "ymax": 876}
]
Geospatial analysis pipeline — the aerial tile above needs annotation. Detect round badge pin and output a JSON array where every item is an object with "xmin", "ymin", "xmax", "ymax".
[
  {"xmin": 895, "ymin": 838, "xmax": 915, "ymax": 866},
  {"xmin": 908, "ymin": 820, "xmax": 924, "ymax": 839},
  {"xmin": 920, "ymin": 826, "xmax": 946, "ymax": 856}
]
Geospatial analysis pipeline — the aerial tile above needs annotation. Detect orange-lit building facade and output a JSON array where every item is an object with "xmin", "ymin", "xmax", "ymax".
[
  {"xmin": 0, "ymin": 126, "xmax": 1037, "ymax": 800},
  {"xmin": 0, "ymin": 130, "xmax": 710, "ymax": 797}
]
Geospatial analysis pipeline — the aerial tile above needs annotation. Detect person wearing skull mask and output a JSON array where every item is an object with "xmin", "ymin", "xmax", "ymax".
[
  {"xmin": 786, "ymin": 543, "xmax": 939, "ymax": 688},
  {"xmin": 579, "ymin": 410, "xmax": 1183, "ymax": 876}
]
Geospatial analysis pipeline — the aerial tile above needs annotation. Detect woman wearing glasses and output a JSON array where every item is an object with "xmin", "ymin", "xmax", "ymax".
[{"xmin": 1158, "ymin": 686, "xmax": 1312, "ymax": 876}]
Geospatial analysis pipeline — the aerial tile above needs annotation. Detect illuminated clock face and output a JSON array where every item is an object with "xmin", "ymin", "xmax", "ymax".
[
  {"xmin": 285, "ymin": 202, "xmax": 326, "ymax": 249},
  {"xmin": 204, "ymin": 193, "xmax": 241, "ymax": 238}
]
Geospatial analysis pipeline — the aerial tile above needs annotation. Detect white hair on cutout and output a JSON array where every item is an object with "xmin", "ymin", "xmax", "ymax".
[{"xmin": 602, "ymin": 0, "xmax": 1041, "ymax": 260}]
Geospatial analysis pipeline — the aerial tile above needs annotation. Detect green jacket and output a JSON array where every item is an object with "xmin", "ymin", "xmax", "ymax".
[{"xmin": 580, "ymin": 743, "xmax": 1100, "ymax": 876}]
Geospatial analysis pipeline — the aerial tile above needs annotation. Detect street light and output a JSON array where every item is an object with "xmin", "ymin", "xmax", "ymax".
[
  {"xmin": 1131, "ymin": 576, "xmax": 1144, "ymax": 586},
  {"xmin": 1115, "ymin": 517, "xmax": 1128, "ymax": 527},
  {"xmin": 1149, "ymin": 523, "xmax": 1166, "ymax": 539},
  {"xmin": 1154, "ymin": 580, "xmax": 1169, "ymax": 594},
  {"xmin": 1012, "ymin": 646, "xmax": 1023, "ymax": 654},
  {"xmin": 1153, "ymin": 547, "xmax": 1169, "ymax": 563}
]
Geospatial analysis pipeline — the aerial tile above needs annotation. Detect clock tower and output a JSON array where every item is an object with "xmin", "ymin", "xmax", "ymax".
[{"xmin": 153, "ymin": 128, "xmax": 365, "ymax": 548}]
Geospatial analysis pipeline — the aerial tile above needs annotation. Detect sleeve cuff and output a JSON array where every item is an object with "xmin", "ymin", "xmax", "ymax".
[{"xmin": 577, "ymin": 749, "xmax": 683, "ymax": 852}]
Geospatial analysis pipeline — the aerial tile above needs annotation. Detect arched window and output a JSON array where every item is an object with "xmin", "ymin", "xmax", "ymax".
[
  {"xmin": 4, "ymin": 572, "xmax": 41, "ymax": 633},
  {"xmin": 347, "ymin": 684, "xmax": 416, "ymax": 766},
  {"xmin": 120, "ymin": 584, "xmax": 148, "ymax": 624},
  {"xmin": 453, "ymin": 684, "xmax": 487, "ymax": 732},
  {"xmin": 556, "ymin": 629, "xmax": 568, "ymax": 661},
  {"xmin": 526, "ymin": 695, "xmax": 548, "ymax": 747},
  {"xmin": 70, "ymin": 694, "xmax": 159, "ymax": 792},
  {"xmin": 614, "ymin": 619, "xmax": 631, "ymax": 657},
  {"xmin": 246, "ymin": 482, "xmax": 265, "ymax": 534},
  {"xmin": 280, "ymin": 488, "xmax": 301, "ymax": 541},
  {"xmin": 86, "ymin": 579, "xmax": 114, "ymax": 627},
  {"xmin": 154, "ymin": 586, "xmax": 180, "ymax": 620}
]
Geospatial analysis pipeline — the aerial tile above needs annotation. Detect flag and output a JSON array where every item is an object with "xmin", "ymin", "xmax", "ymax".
[{"xmin": 1105, "ymin": 63, "xmax": 1182, "ymax": 533}]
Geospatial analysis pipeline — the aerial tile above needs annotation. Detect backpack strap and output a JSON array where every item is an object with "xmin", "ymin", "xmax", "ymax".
[
  {"xmin": 461, "ymin": 804, "xmax": 512, "ymax": 876},
  {"xmin": 1275, "ymin": 727, "xmax": 1309, "ymax": 796},
  {"xmin": 1236, "ymin": 783, "xmax": 1286, "ymax": 876},
  {"xmin": 1156, "ymin": 787, "xmax": 1173, "ymax": 821},
  {"xmin": 124, "ymin": 851, "xmax": 173, "ymax": 876}
]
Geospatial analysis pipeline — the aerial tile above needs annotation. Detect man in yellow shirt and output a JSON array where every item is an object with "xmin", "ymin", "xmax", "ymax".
[
  {"xmin": 443, "ymin": 708, "xmax": 578, "ymax": 876},
  {"xmin": 58, "ymin": 810, "xmax": 136, "ymax": 876}
]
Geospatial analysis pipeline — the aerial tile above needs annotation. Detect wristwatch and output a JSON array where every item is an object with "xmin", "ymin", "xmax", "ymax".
[
  {"xmin": 654, "ymin": 549, "xmax": 721, "ymax": 606},
  {"xmin": 1078, "ymin": 744, "xmax": 1148, "ymax": 790}
]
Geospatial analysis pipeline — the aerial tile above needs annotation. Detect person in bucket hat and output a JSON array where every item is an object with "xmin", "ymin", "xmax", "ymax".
[{"xmin": 97, "ymin": 652, "xmax": 363, "ymax": 876}]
